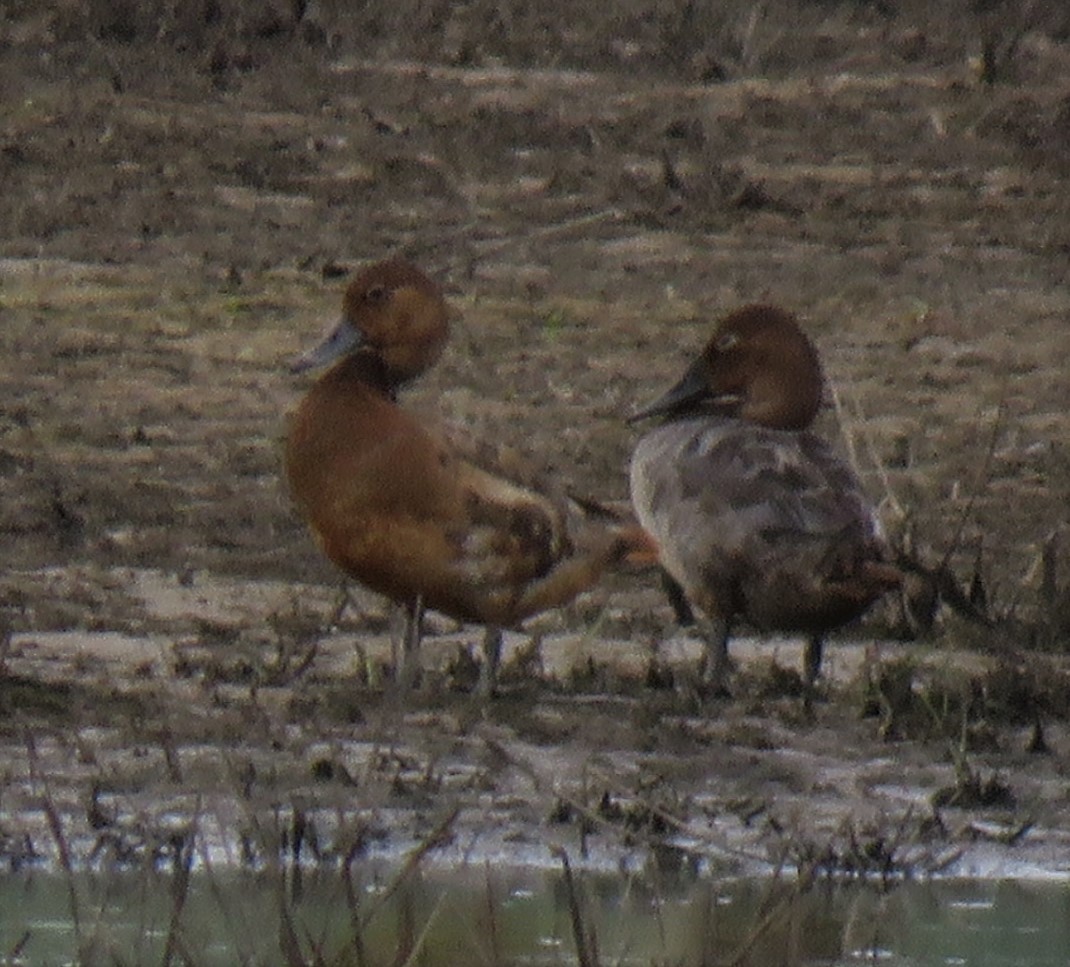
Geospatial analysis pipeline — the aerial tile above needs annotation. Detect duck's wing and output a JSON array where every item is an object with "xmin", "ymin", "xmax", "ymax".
[
  {"xmin": 631, "ymin": 419, "xmax": 898, "ymax": 626},
  {"xmin": 432, "ymin": 408, "xmax": 659, "ymax": 562},
  {"xmin": 441, "ymin": 431, "xmax": 658, "ymax": 625},
  {"xmin": 305, "ymin": 404, "xmax": 651, "ymax": 627},
  {"xmin": 633, "ymin": 419, "xmax": 880, "ymax": 546}
]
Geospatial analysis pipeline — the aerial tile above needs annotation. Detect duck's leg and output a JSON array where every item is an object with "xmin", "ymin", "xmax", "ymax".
[
  {"xmin": 477, "ymin": 627, "xmax": 503, "ymax": 698},
  {"xmin": 803, "ymin": 633, "xmax": 823, "ymax": 715},
  {"xmin": 699, "ymin": 615, "xmax": 732, "ymax": 694},
  {"xmin": 661, "ymin": 570, "xmax": 695, "ymax": 626},
  {"xmin": 395, "ymin": 595, "xmax": 423, "ymax": 688},
  {"xmin": 803, "ymin": 634, "xmax": 823, "ymax": 686}
]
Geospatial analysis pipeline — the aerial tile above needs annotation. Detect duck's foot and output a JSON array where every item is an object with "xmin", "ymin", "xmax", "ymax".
[
  {"xmin": 696, "ymin": 615, "xmax": 733, "ymax": 699},
  {"xmin": 696, "ymin": 673, "xmax": 733, "ymax": 701},
  {"xmin": 694, "ymin": 653, "xmax": 733, "ymax": 700},
  {"xmin": 394, "ymin": 657, "xmax": 423, "ymax": 692}
]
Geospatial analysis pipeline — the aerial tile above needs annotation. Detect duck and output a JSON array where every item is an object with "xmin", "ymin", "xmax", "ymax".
[
  {"xmin": 628, "ymin": 304, "xmax": 901, "ymax": 698},
  {"xmin": 285, "ymin": 257, "xmax": 656, "ymax": 693}
]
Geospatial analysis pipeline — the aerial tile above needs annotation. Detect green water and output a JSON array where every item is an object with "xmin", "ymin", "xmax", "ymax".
[{"xmin": 0, "ymin": 866, "xmax": 1067, "ymax": 965}]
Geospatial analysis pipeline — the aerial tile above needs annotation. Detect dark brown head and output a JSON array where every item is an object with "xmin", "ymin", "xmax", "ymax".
[
  {"xmin": 291, "ymin": 258, "xmax": 449, "ymax": 387},
  {"xmin": 630, "ymin": 304, "xmax": 824, "ymax": 430}
]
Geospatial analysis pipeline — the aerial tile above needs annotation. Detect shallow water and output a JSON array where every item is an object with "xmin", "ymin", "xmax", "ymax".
[{"xmin": 2, "ymin": 865, "xmax": 1067, "ymax": 966}]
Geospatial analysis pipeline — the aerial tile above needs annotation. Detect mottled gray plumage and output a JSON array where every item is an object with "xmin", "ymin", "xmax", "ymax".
[
  {"xmin": 629, "ymin": 305, "xmax": 900, "ymax": 697},
  {"xmin": 632, "ymin": 417, "xmax": 887, "ymax": 635}
]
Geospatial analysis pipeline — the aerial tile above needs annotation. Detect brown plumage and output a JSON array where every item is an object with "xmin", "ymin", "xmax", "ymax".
[{"xmin": 286, "ymin": 257, "xmax": 655, "ymax": 691}]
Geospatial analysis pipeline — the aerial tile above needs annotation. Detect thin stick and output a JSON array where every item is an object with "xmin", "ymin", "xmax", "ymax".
[
  {"xmin": 827, "ymin": 377, "xmax": 905, "ymax": 521},
  {"xmin": 551, "ymin": 846, "xmax": 598, "ymax": 967},
  {"xmin": 25, "ymin": 730, "xmax": 81, "ymax": 946},
  {"xmin": 937, "ymin": 394, "xmax": 1006, "ymax": 572},
  {"xmin": 359, "ymin": 806, "xmax": 460, "ymax": 930}
]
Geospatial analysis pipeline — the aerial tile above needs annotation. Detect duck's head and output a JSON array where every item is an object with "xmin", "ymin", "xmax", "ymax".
[
  {"xmin": 291, "ymin": 258, "xmax": 449, "ymax": 386},
  {"xmin": 629, "ymin": 304, "xmax": 823, "ymax": 430}
]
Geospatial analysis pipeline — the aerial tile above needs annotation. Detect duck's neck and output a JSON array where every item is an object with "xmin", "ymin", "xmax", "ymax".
[
  {"xmin": 329, "ymin": 350, "xmax": 407, "ymax": 400},
  {"xmin": 738, "ymin": 381, "xmax": 820, "ymax": 430}
]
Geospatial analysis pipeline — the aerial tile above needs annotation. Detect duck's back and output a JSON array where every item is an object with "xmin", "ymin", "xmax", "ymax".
[{"xmin": 630, "ymin": 417, "xmax": 889, "ymax": 632}]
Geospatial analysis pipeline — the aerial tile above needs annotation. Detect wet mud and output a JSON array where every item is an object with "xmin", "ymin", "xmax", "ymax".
[{"xmin": 2, "ymin": 3, "xmax": 1070, "ymax": 884}]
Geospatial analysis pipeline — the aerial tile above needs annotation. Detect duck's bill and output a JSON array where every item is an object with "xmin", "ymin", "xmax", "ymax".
[
  {"xmin": 289, "ymin": 316, "xmax": 363, "ymax": 373},
  {"xmin": 627, "ymin": 358, "xmax": 711, "ymax": 424}
]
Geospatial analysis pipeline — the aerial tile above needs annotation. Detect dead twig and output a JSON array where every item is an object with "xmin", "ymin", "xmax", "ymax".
[
  {"xmin": 550, "ymin": 846, "xmax": 599, "ymax": 967},
  {"xmin": 25, "ymin": 729, "xmax": 83, "ymax": 952}
]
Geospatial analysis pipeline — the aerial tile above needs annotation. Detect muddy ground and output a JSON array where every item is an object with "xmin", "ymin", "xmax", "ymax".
[{"xmin": 1, "ymin": 2, "xmax": 1070, "ymax": 887}]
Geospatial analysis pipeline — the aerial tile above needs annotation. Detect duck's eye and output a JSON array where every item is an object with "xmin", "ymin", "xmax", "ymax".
[
  {"xmin": 364, "ymin": 284, "xmax": 390, "ymax": 306},
  {"xmin": 716, "ymin": 331, "xmax": 739, "ymax": 351}
]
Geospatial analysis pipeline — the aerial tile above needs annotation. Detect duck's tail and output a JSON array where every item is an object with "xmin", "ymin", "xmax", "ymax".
[
  {"xmin": 615, "ymin": 524, "xmax": 662, "ymax": 568},
  {"xmin": 858, "ymin": 558, "xmax": 905, "ymax": 592},
  {"xmin": 566, "ymin": 492, "xmax": 661, "ymax": 567}
]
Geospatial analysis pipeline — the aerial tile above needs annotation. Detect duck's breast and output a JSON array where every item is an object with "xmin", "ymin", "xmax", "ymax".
[{"xmin": 287, "ymin": 382, "xmax": 452, "ymax": 524}]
